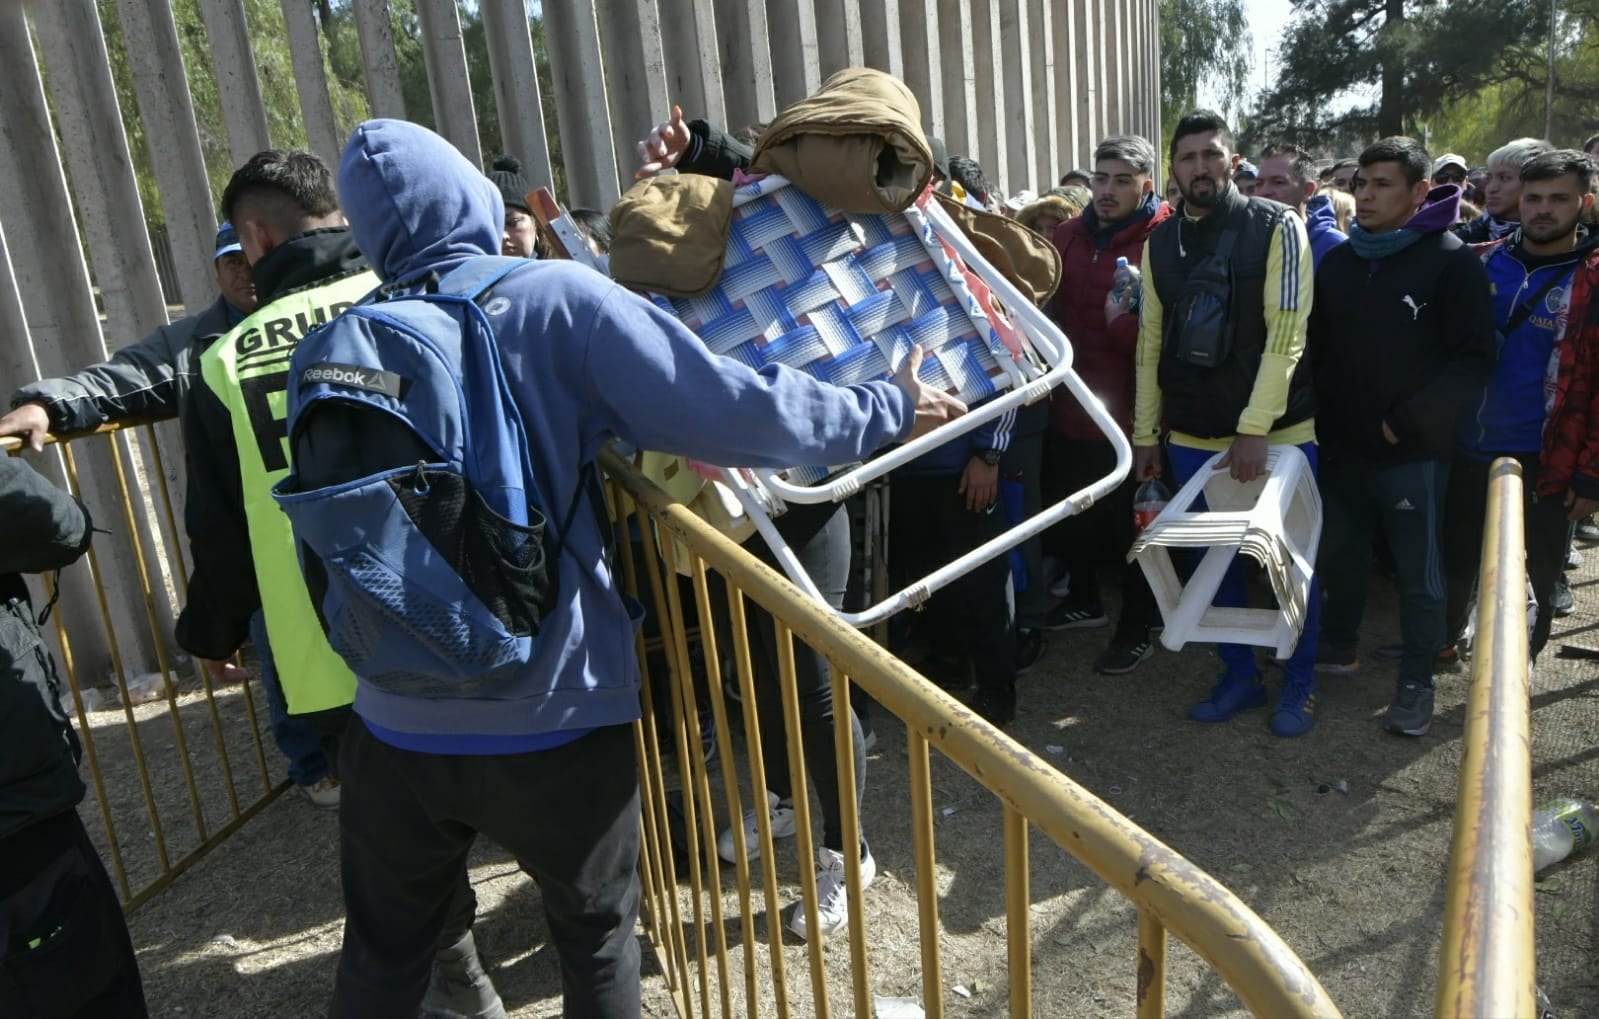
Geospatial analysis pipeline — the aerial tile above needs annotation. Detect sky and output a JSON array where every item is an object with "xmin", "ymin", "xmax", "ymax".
[{"xmin": 1200, "ymin": 0, "xmax": 1297, "ymax": 107}]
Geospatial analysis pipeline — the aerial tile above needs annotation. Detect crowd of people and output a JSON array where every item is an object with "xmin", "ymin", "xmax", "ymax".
[{"xmin": 2, "ymin": 69, "xmax": 1598, "ymax": 1017}]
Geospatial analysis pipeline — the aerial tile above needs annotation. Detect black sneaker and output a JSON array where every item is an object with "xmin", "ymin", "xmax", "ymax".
[
  {"xmin": 1045, "ymin": 600, "xmax": 1109, "ymax": 631},
  {"xmin": 1094, "ymin": 638, "xmax": 1154, "ymax": 675},
  {"xmin": 1313, "ymin": 643, "xmax": 1360, "ymax": 674},
  {"xmin": 1384, "ymin": 681, "xmax": 1434, "ymax": 736},
  {"xmin": 1554, "ymin": 574, "xmax": 1576, "ymax": 617},
  {"xmin": 1015, "ymin": 627, "xmax": 1046, "ymax": 674}
]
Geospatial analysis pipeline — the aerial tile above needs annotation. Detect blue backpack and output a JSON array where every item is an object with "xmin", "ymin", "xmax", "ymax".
[{"xmin": 273, "ymin": 256, "xmax": 562, "ymax": 697}]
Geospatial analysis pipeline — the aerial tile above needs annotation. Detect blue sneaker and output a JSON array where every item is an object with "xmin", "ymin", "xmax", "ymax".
[
  {"xmin": 1269, "ymin": 675, "xmax": 1317, "ymax": 737},
  {"xmin": 1189, "ymin": 671, "xmax": 1267, "ymax": 723}
]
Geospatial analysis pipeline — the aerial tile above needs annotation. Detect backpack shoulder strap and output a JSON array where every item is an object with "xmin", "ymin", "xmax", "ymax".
[{"xmin": 436, "ymin": 255, "xmax": 530, "ymax": 301}]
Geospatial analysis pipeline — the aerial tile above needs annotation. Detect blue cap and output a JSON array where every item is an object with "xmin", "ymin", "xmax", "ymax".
[{"xmin": 214, "ymin": 221, "xmax": 242, "ymax": 260}]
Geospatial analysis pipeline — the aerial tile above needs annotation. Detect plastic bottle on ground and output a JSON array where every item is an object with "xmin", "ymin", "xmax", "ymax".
[{"xmin": 1532, "ymin": 798, "xmax": 1598, "ymax": 872}]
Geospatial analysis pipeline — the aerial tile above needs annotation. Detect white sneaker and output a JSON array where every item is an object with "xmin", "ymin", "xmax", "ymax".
[
  {"xmin": 716, "ymin": 790, "xmax": 795, "ymax": 863},
  {"xmin": 297, "ymin": 775, "xmax": 340, "ymax": 810},
  {"xmin": 789, "ymin": 842, "xmax": 877, "ymax": 941},
  {"xmin": 1048, "ymin": 571, "xmax": 1072, "ymax": 599}
]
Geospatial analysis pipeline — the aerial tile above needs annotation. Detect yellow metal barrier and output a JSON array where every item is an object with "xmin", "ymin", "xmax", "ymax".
[
  {"xmin": 3, "ymin": 423, "xmax": 285, "ymax": 913},
  {"xmin": 604, "ymin": 450, "xmax": 1339, "ymax": 1018},
  {"xmin": 1435, "ymin": 457, "xmax": 1536, "ymax": 1017}
]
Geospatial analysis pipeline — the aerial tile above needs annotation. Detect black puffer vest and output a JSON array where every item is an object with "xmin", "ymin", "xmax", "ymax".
[{"xmin": 1149, "ymin": 187, "xmax": 1315, "ymax": 439}]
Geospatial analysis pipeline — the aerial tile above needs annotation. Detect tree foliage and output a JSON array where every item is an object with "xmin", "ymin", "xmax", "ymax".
[
  {"xmin": 1158, "ymin": 0, "xmax": 1252, "ymax": 136},
  {"xmin": 93, "ymin": 0, "xmax": 565, "ymax": 230},
  {"xmin": 1251, "ymin": 0, "xmax": 1546, "ymax": 148}
]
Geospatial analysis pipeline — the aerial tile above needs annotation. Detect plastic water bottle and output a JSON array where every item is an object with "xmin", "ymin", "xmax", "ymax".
[
  {"xmin": 1532, "ymin": 798, "xmax": 1598, "ymax": 872},
  {"xmin": 1111, "ymin": 256, "xmax": 1142, "ymax": 311},
  {"xmin": 1133, "ymin": 478, "xmax": 1170, "ymax": 535}
]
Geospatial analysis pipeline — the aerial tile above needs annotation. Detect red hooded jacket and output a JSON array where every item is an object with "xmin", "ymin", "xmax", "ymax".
[
  {"xmin": 1046, "ymin": 195, "xmax": 1172, "ymax": 440},
  {"xmin": 1539, "ymin": 244, "xmax": 1599, "ymax": 500}
]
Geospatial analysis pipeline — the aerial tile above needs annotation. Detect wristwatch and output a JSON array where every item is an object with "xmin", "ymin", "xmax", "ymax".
[{"xmin": 979, "ymin": 448, "xmax": 1003, "ymax": 466}]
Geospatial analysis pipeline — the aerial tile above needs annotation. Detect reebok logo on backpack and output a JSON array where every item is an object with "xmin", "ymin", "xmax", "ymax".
[{"xmin": 273, "ymin": 257, "xmax": 560, "ymax": 697}]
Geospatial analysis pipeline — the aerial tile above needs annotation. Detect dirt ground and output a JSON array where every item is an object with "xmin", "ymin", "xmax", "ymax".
[{"xmin": 111, "ymin": 557, "xmax": 1599, "ymax": 1018}]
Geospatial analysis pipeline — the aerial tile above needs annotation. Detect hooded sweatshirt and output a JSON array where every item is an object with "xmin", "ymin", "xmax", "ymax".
[
  {"xmin": 1303, "ymin": 193, "xmax": 1347, "ymax": 270},
  {"xmin": 336, "ymin": 120, "xmax": 916, "ymax": 750},
  {"xmin": 1467, "ymin": 227, "xmax": 1599, "ymax": 457},
  {"xmin": 1309, "ymin": 185, "xmax": 1496, "ymax": 461}
]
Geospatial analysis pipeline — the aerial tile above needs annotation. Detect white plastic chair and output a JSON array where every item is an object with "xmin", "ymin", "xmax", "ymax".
[
  {"xmin": 1128, "ymin": 444, "xmax": 1322, "ymax": 658},
  {"xmin": 641, "ymin": 175, "xmax": 1131, "ymax": 627}
]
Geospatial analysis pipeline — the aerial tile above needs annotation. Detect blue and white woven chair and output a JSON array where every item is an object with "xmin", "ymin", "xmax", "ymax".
[{"xmin": 647, "ymin": 175, "xmax": 1130, "ymax": 626}]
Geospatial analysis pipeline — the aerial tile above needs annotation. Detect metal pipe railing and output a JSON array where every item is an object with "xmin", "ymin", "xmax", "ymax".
[
  {"xmin": 1435, "ymin": 457, "xmax": 1537, "ymax": 1018},
  {"xmin": 605, "ymin": 449, "xmax": 1340, "ymax": 1018}
]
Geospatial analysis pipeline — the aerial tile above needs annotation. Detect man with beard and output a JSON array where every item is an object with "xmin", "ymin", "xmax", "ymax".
[
  {"xmin": 1444, "ymin": 150, "xmax": 1599, "ymax": 674},
  {"xmin": 1310, "ymin": 137, "xmax": 1495, "ymax": 737},
  {"xmin": 1454, "ymin": 137, "xmax": 1551, "ymax": 244},
  {"xmin": 1131, "ymin": 110, "xmax": 1320, "ymax": 736}
]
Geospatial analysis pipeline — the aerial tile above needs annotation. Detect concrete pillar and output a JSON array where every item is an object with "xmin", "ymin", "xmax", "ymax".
[
  {"xmin": 113, "ymin": 0, "xmax": 220, "ymax": 315},
  {"xmin": 279, "ymin": 0, "xmax": 343, "ymax": 170},
  {"xmin": 898, "ymin": 0, "xmax": 944, "ymax": 140},
  {"xmin": 480, "ymin": 0, "xmax": 555, "ymax": 190},
  {"xmin": 968, "ymin": 0, "xmax": 1003, "ymax": 189},
  {"xmin": 1026, "ymin": 0, "xmax": 1058, "ymax": 188},
  {"xmin": 196, "ymin": 0, "xmax": 272, "ymax": 164},
  {"xmin": 767, "ymin": 0, "xmax": 821, "ymax": 109},
  {"xmin": 1093, "ymin": 0, "xmax": 1111, "ymax": 133},
  {"xmin": 415, "ymin": 0, "xmax": 482, "ymax": 161},
  {"xmin": 0, "ymin": 4, "xmax": 160, "ymax": 676},
  {"xmin": 657, "ymin": 0, "xmax": 726, "ymax": 127},
  {"xmin": 860, "ymin": 0, "xmax": 903, "ymax": 79},
  {"xmin": 999, "ymin": 0, "xmax": 1037, "ymax": 195},
  {"xmin": 543, "ymin": 0, "xmax": 621, "ymax": 209},
  {"xmin": 1150, "ymin": 0, "xmax": 1163, "ymax": 159},
  {"xmin": 712, "ymin": 0, "xmax": 776, "ymax": 129},
  {"xmin": 935, "ymin": 0, "xmax": 978, "ymax": 162},
  {"xmin": 813, "ymin": 0, "xmax": 863, "ymax": 77},
  {"xmin": 1051, "ymin": 0, "xmax": 1080, "ymax": 174},
  {"xmin": 352, "ymin": 0, "xmax": 407, "ymax": 120},
  {"xmin": 1074, "ymin": 0, "xmax": 1100, "ymax": 165},
  {"xmin": 596, "ymin": 0, "xmax": 672, "ymax": 197}
]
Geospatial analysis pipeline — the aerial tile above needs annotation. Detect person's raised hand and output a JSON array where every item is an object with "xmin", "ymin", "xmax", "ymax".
[
  {"xmin": 635, "ymin": 105, "xmax": 691, "ymax": 179},
  {"xmin": 893, "ymin": 344, "xmax": 967, "ymax": 441}
]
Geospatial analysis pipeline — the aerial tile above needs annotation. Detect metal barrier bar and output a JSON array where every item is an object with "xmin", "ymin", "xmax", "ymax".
[
  {"xmin": 1435, "ymin": 457, "xmax": 1536, "ymax": 1018},
  {"xmin": 830, "ymin": 664, "xmax": 871, "ymax": 1016},
  {"xmin": 605, "ymin": 450, "xmax": 1340, "ymax": 1019},
  {"xmin": 1137, "ymin": 907, "xmax": 1167, "ymax": 1019},
  {"xmin": 4, "ymin": 424, "xmax": 286, "ymax": 913},
  {"xmin": 1005, "ymin": 806, "xmax": 1031, "ymax": 1016}
]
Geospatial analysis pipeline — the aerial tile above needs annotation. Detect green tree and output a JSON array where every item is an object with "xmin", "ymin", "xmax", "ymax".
[
  {"xmin": 1252, "ymin": 0, "xmax": 1545, "ymax": 147},
  {"xmin": 1159, "ymin": 0, "xmax": 1252, "ymax": 135}
]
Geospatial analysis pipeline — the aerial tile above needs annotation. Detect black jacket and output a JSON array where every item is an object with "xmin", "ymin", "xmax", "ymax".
[
  {"xmin": 12, "ymin": 295, "xmax": 237, "ymax": 432},
  {"xmin": 1147, "ymin": 187, "xmax": 1316, "ymax": 439},
  {"xmin": 175, "ymin": 229, "xmax": 369, "ymax": 660},
  {"xmin": 0, "ymin": 456, "xmax": 93, "ymax": 840},
  {"xmin": 1309, "ymin": 231, "xmax": 1496, "ymax": 461},
  {"xmin": 681, "ymin": 120, "xmax": 754, "ymax": 180}
]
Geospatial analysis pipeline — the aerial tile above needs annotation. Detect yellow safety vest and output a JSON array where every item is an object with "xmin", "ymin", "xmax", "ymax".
[{"xmin": 199, "ymin": 270, "xmax": 378, "ymax": 714}]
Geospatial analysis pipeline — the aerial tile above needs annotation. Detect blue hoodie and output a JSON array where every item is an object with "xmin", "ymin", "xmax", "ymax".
[
  {"xmin": 337, "ymin": 119, "xmax": 915, "ymax": 751},
  {"xmin": 1304, "ymin": 193, "xmax": 1347, "ymax": 271}
]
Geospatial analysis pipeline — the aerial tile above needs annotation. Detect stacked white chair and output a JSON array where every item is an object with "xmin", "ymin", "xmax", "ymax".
[{"xmin": 1128, "ymin": 445, "xmax": 1322, "ymax": 658}]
